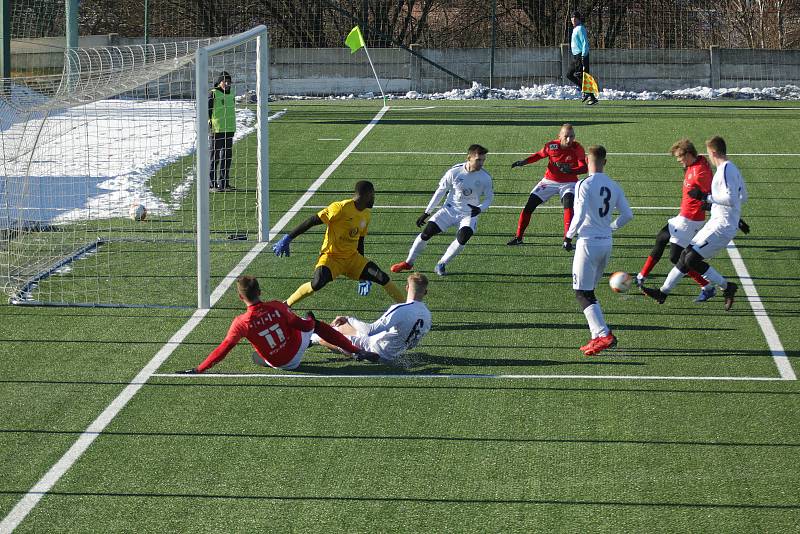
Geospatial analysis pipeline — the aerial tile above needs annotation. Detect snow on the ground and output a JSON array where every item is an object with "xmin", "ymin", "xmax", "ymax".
[
  {"xmin": 302, "ymin": 81, "xmax": 800, "ymax": 101},
  {"xmin": 1, "ymin": 99, "xmax": 257, "ymax": 226}
]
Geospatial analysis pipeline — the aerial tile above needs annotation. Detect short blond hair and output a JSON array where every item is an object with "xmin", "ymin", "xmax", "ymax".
[
  {"xmin": 587, "ymin": 145, "xmax": 606, "ymax": 161},
  {"xmin": 408, "ymin": 272, "xmax": 429, "ymax": 293},
  {"xmin": 671, "ymin": 138, "xmax": 698, "ymax": 158}
]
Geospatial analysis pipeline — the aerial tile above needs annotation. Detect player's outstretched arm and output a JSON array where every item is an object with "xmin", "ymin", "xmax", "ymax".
[{"xmin": 273, "ymin": 214, "xmax": 324, "ymax": 257}]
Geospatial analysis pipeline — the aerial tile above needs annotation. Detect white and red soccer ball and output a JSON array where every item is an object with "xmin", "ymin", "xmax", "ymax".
[
  {"xmin": 609, "ymin": 271, "xmax": 633, "ymax": 293},
  {"xmin": 129, "ymin": 203, "xmax": 147, "ymax": 221}
]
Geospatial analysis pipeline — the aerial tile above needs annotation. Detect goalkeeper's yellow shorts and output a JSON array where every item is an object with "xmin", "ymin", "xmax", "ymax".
[{"xmin": 315, "ymin": 252, "xmax": 369, "ymax": 280}]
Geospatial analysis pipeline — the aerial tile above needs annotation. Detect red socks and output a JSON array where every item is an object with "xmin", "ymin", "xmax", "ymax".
[
  {"xmin": 687, "ymin": 270, "xmax": 709, "ymax": 287},
  {"xmin": 313, "ymin": 320, "xmax": 360, "ymax": 354},
  {"xmin": 516, "ymin": 211, "xmax": 532, "ymax": 238},
  {"xmin": 563, "ymin": 208, "xmax": 574, "ymax": 237}
]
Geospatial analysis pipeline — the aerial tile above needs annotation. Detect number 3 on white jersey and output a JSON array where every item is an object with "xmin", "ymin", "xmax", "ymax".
[{"xmin": 258, "ymin": 324, "xmax": 286, "ymax": 348}]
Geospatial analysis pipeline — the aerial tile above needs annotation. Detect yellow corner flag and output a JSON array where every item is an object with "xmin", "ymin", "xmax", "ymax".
[
  {"xmin": 345, "ymin": 26, "xmax": 365, "ymax": 54},
  {"xmin": 582, "ymin": 72, "xmax": 599, "ymax": 96}
]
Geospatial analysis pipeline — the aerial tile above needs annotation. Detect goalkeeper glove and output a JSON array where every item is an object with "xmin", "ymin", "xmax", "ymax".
[
  {"xmin": 467, "ymin": 203, "xmax": 481, "ymax": 217},
  {"xmin": 687, "ymin": 186, "xmax": 707, "ymax": 201},
  {"xmin": 272, "ymin": 234, "xmax": 292, "ymax": 257},
  {"xmin": 415, "ymin": 212, "xmax": 430, "ymax": 228},
  {"xmin": 511, "ymin": 160, "xmax": 526, "ymax": 168},
  {"xmin": 175, "ymin": 368, "xmax": 199, "ymax": 374},
  {"xmin": 555, "ymin": 162, "xmax": 573, "ymax": 174},
  {"xmin": 738, "ymin": 218, "xmax": 751, "ymax": 234},
  {"xmin": 562, "ymin": 237, "xmax": 573, "ymax": 252},
  {"xmin": 357, "ymin": 280, "xmax": 372, "ymax": 296}
]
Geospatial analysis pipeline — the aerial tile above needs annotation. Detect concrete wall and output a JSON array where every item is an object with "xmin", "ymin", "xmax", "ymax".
[{"xmin": 11, "ymin": 35, "xmax": 800, "ymax": 94}]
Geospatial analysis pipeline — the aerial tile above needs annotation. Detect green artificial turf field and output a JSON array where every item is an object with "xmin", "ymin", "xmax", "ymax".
[{"xmin": 1, "ymin": 99, "xmax": 798, "ymax": 531}]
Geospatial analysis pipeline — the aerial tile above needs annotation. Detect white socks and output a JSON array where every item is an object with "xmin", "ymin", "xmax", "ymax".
[
  {"xmin": 439, "ymin": 239, "xmax": 464, "ymax": 266},
  {"xmin": 406, "ymin": 235, "xmax": 427, "ymax": 264},
  {"xmin": 701, "ymin": 266, "xmax": 727, "ymax": 289},
  {"xmin": 661, "ymin": 266, "xmax": 686, "ymax": 293},
  {"xmin": 583, "ymin": 303, "xmax": 609, "ymax": 338}
]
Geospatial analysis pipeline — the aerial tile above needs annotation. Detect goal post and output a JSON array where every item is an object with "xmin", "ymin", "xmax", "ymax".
[
  {"xmin": 0, "ymin": 26, "xmax": 270, "ymax": 309},
  {"xmin": 195, "ymin": 25, "xmax": 269, "ymax": 309}
]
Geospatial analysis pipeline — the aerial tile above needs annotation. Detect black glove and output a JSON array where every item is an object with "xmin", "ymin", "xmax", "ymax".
[
  {"xmin": 700, "ymin": 201, "xmax": 712, "ymax": 211},
  {"xmin": 555, "ymin": 162, "xmax": 573, "ymax": 174},
  {"xmin": 175, "ymin": 368, "xmax": 199, "ymax": 374},
  {"xmin": 511, "ymin": 160, "xmax": 526, "ymax": 169},
  {"xmin": 738, "ymin": 218, "xmax": 750, "ymax": 234},
  {"xmin": 687, "ymin": 186, "xmax": 707, "ymax": 201},
  {"xmin": 467, "ymin": 204, "xmax": 481, "ymax": 217},
  {"xmin": 415, "ymin": 212, "xmax": 430, "ymax": 228},
  {"xmin": 562, "ymin": 237, "xmax": 573, "ymax": 251},
  {"xmin": 305, "ymin": 310, "xmax": 316, "ymax": 322}
]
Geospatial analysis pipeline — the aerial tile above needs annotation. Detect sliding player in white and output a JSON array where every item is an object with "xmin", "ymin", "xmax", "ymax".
[
  {"xmin": 641, "ymin": 136, "xmax": 747, "ymax": 310},
  {"xmin": 391, "ymin": 144, "xmax": 494, "ymax": 276},
  {"xmin": 316, "ymin": 273, "xmax": 432, "ymax": 364},
  {"xmin": 566, "ymin": 145, "xmax": 633, "ymax": 356}
]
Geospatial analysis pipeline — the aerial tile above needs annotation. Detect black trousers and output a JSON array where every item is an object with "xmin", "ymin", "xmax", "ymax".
[
  {"xmin": 210, "ymin": 132, "xmax": 234, "ymax": 189},
  {"xmin": 566, "ymin": 54, "xmax": 589, "ymax": 90}
]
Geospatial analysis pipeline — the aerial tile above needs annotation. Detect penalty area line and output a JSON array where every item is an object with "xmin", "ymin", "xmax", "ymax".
[
  {"xmin": 152, "ymin": 373, "xmax": 788, "ymax": 382},
  {"xmin": 727, "ymin": 242, "xmax": 796, "ymax": 380},
  {"xmin": 0, "ymin": 106, "xmax": 391, "ymax": 533}
]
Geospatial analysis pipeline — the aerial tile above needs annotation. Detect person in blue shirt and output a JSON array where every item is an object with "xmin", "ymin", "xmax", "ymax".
[{"xmin": 566, "ymin": 11, "xmax": 597, "ymax": 105}]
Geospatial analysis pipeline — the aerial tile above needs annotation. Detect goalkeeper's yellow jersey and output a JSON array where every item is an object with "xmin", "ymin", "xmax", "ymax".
[{"xmin": 317, "ymin": 199, "xmax": 370, "ymax": 257}]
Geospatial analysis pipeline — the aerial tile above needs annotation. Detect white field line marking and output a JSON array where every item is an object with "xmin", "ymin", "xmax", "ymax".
[
  {"xmin": 152, "ymin": 373, "xmax": 786, "ymax": 382},
  {"xmin": 727, "ymin": 241, "xmax": 797, "ymax": 380},
  {"xmin": 317, "ymin": 138, "xmax": 342, "ymax": 141},
  {"xmin": 305, "ymin": 205, "xmax": 679, "ymax": 211},
  {"xmin": 351, "ymin": 151, "xmax": 800, "ymax": 157},
  {"xmin": 0, "ymin": 106, "xmax": 391, "ymax": 533},
  {"xmin": 269, "ymin": 109, "xmax": 287, "ymax": 121}
]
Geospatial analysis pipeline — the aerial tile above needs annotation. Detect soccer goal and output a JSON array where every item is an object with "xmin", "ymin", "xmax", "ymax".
[{"xmin": 0, "ymin": 25, "xmax": 269, "ymax": 308}]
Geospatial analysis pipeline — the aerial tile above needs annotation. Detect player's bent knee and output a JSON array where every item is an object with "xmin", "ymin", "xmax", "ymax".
[
  {"xmin": 682, "ymin": 246, "xmax": 706, "ymax": 272},
  {"xmin": 361, "ymin": 262, "xmax": 390, "ymax": 285},
  {"xmin": 524, "ymin": 194, "xmax": 543, "ymax": 213},
  {"xmin": 575, "ymin": 290, "xmax": 597, "ymax": 310},
  {"xmin": 561, "ymin": 193, "xmax": 574, "ymax": 210},
  {"xmin": 420, "ymin": 221, "xmax": 442, "ymax": 241},
  {"xmin": 456, "ymin": 227, "xmax": 473, "ymax": 245},
  {"xmin": 311, "ymin": 267, "xmax": 333, "ymax": 291},
  {"xmin": 669, "ymin": 243, "xmax": 684, "ymax": 265}
]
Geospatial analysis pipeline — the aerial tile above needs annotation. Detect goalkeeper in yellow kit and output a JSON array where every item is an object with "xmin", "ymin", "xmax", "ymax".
[{"xmin": 273, "ymin": 180, "xmax": 405, "ymax": 306}]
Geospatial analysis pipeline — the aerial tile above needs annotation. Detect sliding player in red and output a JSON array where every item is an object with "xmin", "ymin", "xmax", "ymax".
[
  {"xmin": 636, "ymin": 139, "xmax": 715, "ymax": 301},
  {"xmin": 176, "ymin": 276, "xmax": 378, "ymax": 373},
  {"xmin": 507, "ymin": 123, "xmax": 587, "ymax": 251}
]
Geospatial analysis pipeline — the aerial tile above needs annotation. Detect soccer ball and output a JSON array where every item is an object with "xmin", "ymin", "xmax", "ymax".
[
  {"xmin": 129, "ymin": 203, "xmax": 147, "ymax": 221},
  {"xmin": 609, "ymin": 271, "xmax": 633, "ymax": 293}
]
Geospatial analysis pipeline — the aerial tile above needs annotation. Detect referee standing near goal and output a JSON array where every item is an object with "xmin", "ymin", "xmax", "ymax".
[
  {"xmin": 209, "ymin": 71, "xmax": 236, "ymax": 191},
  {"xmin": 566, "ymin": 11, "xmax": 597, "ymax": 105}
]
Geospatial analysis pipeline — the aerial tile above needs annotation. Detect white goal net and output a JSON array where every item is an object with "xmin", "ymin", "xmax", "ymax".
[{"xmin": 0, "ymin": 26, "xmax": 269, "ymax": 308}]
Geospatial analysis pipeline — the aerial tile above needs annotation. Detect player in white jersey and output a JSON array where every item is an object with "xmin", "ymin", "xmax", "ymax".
[
  {"xmin": 315, "ymin": 273, "xmax": 432, "ymax": 364},
  {"xmin": 391, "ymin": 144, "xmax": 494, "ymax": 276},
  {"xmin": 642, "ymin": 136, "xmax": 748, "ymax": 311},
  {"xmin": 565, "ymin": 145, "xmax": 633, "ymax": 356}
]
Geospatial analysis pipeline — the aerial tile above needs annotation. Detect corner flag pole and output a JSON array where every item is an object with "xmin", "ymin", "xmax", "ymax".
[{"xmin": 345, "ymin": 26, "xmax": 386, "ymax": 106}]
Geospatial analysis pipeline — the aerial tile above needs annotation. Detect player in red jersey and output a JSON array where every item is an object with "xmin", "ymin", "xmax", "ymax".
[
  {"xmin": 176, "ymin": 276, "xmax": 379, "ymax": 373},
  {"xmin": 636, "ymin": 139, "xmax": 715, "ymax": 301},
  {"xmin": 507, "ymin": 123, "xmax": 587, "ymax": 250}
]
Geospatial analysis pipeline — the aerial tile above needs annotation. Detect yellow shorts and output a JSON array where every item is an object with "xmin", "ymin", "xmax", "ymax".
[{"xmin": 315, "ymin": 252, "xmax": 369, "ymax": 280}]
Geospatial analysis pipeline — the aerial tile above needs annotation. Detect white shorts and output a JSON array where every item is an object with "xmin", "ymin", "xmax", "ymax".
[
  {"xmin": 429, "ymin": 204, "xmax": 478, "ymax": 233},
  {"xmin": 667, "ymin": 215, "xmax": 705, "ymax": 247},
  {"xmin": 691, "ymin": 222, "xmax": 736, "ymax": 259},
  {"xmin": 531, "ymin": 179, "xmax": 576, "ymax": 202},
  {"xmin": 572, "ymin": 237, "xmax": 612, "ymax": 290},
  {"xmin": 256, "ymin": 330, "xmax": 312, "ymax": 371}
]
